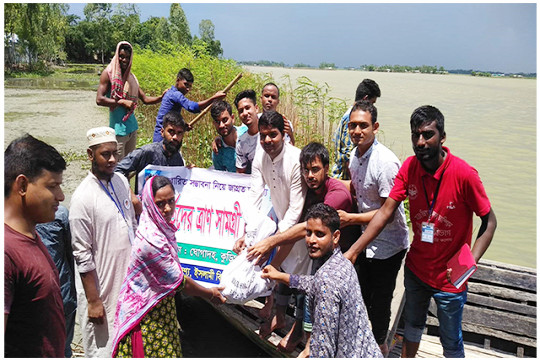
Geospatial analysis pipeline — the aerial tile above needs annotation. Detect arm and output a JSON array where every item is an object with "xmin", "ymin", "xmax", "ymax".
[
  {"xmin": 138, "ymin": 87, "xmax": 165, "ymax": 105},
  {"xmin": 80, "ymin": 270, "xmax": 105, "ymax": 324},
  {"xmin": 261, "ymin": 265, "xmax": 291, "ymax": 286},
  {"xmin": 471, "ymin": 208, "xmax": 497, "ymax": 263},
  {"xmin": 284, "ymin": 119, "xmax": 295, "ymax": 145},
  {"xmin": 197, "ymin": 91, "xmax": 227, "ymax": 110},
  {"xmin": 343, "ymin": 197, "xmax": 401, "ymax": 264},
  {"xmin": 338, "ymin": 209, "xmax": 378, "ymax": 227},
  {"xmin": 246, "ymin": 222, "xmax": 306, "ymax": 263},
  {"xmin": 96, "ymin": 71, "xmax": 133, "ymax": 110},
  {"xmin": 183, "ymin": 277, "xmax": 226, "ymax": 305}
]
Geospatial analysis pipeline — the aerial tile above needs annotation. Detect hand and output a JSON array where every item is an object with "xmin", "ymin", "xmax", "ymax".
[
  {"xmin": 186, "ymin": 163, "xmax": 196, "ymax": 169},
  {"xmin": 261, "ymin": 265, "xmax": 280, "ymax": 280},
  {"xmin": 337, "ymin": 210, "xmax": 351, "ymax": 227},
  {"xmin": 284, "ymin": 120, "xmax": 292, "ymax": 137},
  {"xmin": 185, "ymin": 123, "xmax": 193, "ymax": 132},
  {"xmin": 214, "ymin": 91, "xmax": 227, "ymax": 100},
  {"xmin": 118, "ymin": 99, "xmax": 135, "ymax": 110},
  {"xmin": 232, "ymin": 236, "xmax": 246, "ymax": 254},
  {"xmin": 343, "ymin": 249, "xmax": 357, "ymax": 265},
  {"xmin": 246, "ymin": 239, "xmax": 272, "ymax": 265},
  {"xmin": 210, "ymin": 286, "xmax": 226, "ymax": 305},
  {"xmin": 87, "ymin": 298, "xmax": 105, "ymax": 325},
  {"xmin": 446, "ymin": 268, "xmax": 453, "ymax": 284},
  {"xmin": 211, "ymin": 136, "xmax": 223, "ymax": 154}
]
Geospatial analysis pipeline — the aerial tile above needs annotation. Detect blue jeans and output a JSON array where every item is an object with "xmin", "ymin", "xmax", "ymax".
[{"xmin": 403, "ymin": 266, "xmax": 467, "ymax": 358}]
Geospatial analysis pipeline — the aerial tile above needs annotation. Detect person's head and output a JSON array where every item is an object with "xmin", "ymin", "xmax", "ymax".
[
  {"xmin": 348, "ymin": 100, "xmax": 379, "ymax": 153},
  {"xmin": 161, "ymin": 111, "xmax": 187, "ymax": 155},
  {"xmin": 304, "ymin": 203, "xmax": 341, "ymax": 259},
  {"xmin": 151, "ymin": 175, "xmax": 175, "ymax": 223},
  {"xmin": 4, "ymin": 134, "xmax": 66, "ymax": 224},
  {"xmin": 210, "ymin": 100, "xmax": 235, "ymax": 138},
  {"xmin": 258, "ymin": 110, "xmax": 285, "ymax": 160},
  {"xmin": 261, "ymin": 83, "xmax": 280, "ymax": 112},
  {"xmin": 117, "ymin": 42, "xmax": 132, "ymax": 73},
  {"xmin": 410, "ymin": 105, "xmax": 446, "ymax": 165},
  {"xmin": 175, "ymin": 68, "xmax": 194, "ymax": 95},
  {"xmin": 355, "ymin": 79, "xmax": 381, "ymax": 103},
  {"xmin": 86, "ymin": 127, "xmax": 118, "ymax": 180},
  {"xmin": 300, "ymin": 142, "xmax": 329, "ymax": 191},
  {"xmin": 234, "ymin": 89, "xmax": 259, "ymax": 127}
]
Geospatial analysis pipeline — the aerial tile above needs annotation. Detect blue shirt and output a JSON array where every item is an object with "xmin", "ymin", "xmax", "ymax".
[
  {"xmin": 153, "ymin": 85, "xmax": 200, "ymax": 142},
  {"xmin": 212, "ymin": 125, "xmax": 248, "ymax": 172}
]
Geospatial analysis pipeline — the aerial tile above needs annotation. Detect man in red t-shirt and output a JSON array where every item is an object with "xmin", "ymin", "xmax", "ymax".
[
  {"xmin": 343, "ymin": 105, "xmax": 497, "ymax": 358},
  {"xmin": 4, "ymin": 134, "xmax": 67, "ymax": 357}
]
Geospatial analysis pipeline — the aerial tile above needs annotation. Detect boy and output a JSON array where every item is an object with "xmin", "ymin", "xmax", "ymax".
[
  {"xmin": 210, "ymin": 100, "xmax": 247, "ymax": 172},
  {"xmin": 153, "ymin": 68, "xmax": 226, "ymax": 142},
  {"xmin": 262, "ymin": 203, "xmax": 382, "ymax": 358}
]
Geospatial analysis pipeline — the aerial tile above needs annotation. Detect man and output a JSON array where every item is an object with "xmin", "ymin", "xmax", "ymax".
[
  {"xmin": 96, "ymin": 41, "xmax": 166, "ymax": 159},
  {"xmin": 70, "ymin": 127, "xmax": 137, "ymax": 357},
  {"xmin": 234, "ymin": 89, "xmax": 261, "ymax": 174},
  {"xmin": 338, "ymin": 100, "xmax": 409, "ymax": 356},
  {"xmin": 153, "ymin": 67, "xmax": 226, "ymax": 142},
  {"xmin": 260, "ymin": 82, "xmax": 295, "ymax": 144},
  {"xmin": 246, "ymin": 142, "xmax": 355, "ymax": 354},
  {"xmin": 36, "ymin": 205, "xmax": 77, "ymax": 358},
  {"xmin": 116, "ymin": 110, "xmax": 186, "ymax": 193},
  {"xmin": 4, "ymin": 134, "xmax": 67, "ymax": 357},
  {"xmin": 262, "ymin": 203, "xmax": 382, "ymax": 358},
  {"xmin": 210, "ymin": 100, "xmax": 247, "ymax": 172},
  {"xmin": 344, "ymin": 105, "xmax": 497, "ymax": 358},
  {"xmin": 331, "ymin": 78, "xmax": 381, "ymax": 180}
]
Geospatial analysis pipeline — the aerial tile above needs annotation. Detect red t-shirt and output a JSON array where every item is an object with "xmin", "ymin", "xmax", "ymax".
[
  {"xmin": 4, "ymin": 224, "xmax": 66, "ymax": 357},
  {"xmin": 389, "ymin": 147, "xmax": 491, "ymax": 292}
]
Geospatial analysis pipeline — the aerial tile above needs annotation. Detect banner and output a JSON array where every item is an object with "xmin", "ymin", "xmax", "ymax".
[{"xmin": 138, "ymin": 165, "xmax": 273, "ymax": 287}]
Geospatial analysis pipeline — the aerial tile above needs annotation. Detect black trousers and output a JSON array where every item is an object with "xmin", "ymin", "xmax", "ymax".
[{"xmin": 355, "ymin": 248, "xmax": 407, "ymax": 344}]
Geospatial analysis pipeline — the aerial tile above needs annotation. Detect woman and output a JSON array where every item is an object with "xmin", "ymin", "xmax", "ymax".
[
  {"xmin": 96, "ymin": 41, "xmax": 166, "ymax": 159},
  {"xmin": 111, "ymin": 176, "xmax": 225, "ymax": 357}
]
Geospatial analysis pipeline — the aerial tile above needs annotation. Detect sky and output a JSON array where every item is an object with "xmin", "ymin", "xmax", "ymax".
[{"xmin": 66, "ymin": 2, "xmax": 537, "ymax": 74}]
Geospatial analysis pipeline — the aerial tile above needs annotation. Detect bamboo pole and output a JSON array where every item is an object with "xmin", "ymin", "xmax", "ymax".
[{"xmin": 188, "ymin": 72, "xmax": 243, "ymax": 127}]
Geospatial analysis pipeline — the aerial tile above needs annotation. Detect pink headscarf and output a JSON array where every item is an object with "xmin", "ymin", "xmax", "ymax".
[
  {"xmin": 106, "ymin": 41, "xmax": 139, "ymax": 122},
  {"xmin": 111, "ymin": 176, "xmax": 183, "ymax": 356}
]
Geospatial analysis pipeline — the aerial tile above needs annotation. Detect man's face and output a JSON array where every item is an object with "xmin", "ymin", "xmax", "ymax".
[
  {"xmin": 89, "ymin": 142, "xmax": 118, "ymax": 179},
  {"xmin": 25, "ymin": 170, "xmax": 65, "ymax": 224},
  {"xmin": 348, "ymin": 109, "xmax": 378, "ymax": 149},
  {"xmin": 261, "ymin": 85, "xmax": 280, "ymax": 112},
  {"xmin": 411, "ymin": 121, "xmax": 445, "ymax": 165},
  {"xmin": 305, "ymin": 218, "xmax": 339, "ymax": 259},
  {"xmin": 236, "ymin": 98, "xmax": 259, "ymax": 127},
  {"xmin": 118, "ymin": 49, "xmax": 130, "ymax": 72},
  {"xmin": 161, "ymin": 124, "xmax": 185, "ymax": 154},
  {"xmin": 259, "ymin": 125, "xmax": 284, "ymax": 159},
  {"xmin": 213, "ymin": 109, "xmax": 235, "ymax": 137},
  {"xmin": 302, "ymin": 156, "xmax": 328, "ymax": 191},
  {"xmin": 175, "ymin": 78, "xmax": 192, "ymax": 95},
  {"xmin": 154, "ymin": 184, "xmax": 176, "ymax": 223}
]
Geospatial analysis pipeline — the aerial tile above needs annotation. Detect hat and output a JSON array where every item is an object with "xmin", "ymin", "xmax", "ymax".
[{"xmin": 87, "ymin": 127, "xmax": 117, "ymax": 147}]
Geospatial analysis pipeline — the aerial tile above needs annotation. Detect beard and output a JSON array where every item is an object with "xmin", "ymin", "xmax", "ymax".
[{"xmin": 164, "ymin": 139, "xmax": 181, "ymax": 154}]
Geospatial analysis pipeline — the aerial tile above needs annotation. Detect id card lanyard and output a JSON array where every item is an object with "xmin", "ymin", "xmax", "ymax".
[
  {"xmin": 99, "ymin": 178, "xmax": 135, "ymax": 243},
  {"xmin": 420, "ymin": 169, "xmax": 445, "ymax": 243}
]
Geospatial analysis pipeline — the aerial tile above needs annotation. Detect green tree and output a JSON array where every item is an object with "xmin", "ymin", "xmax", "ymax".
[
  {"xmin": 83, "ymin": 3, "xmax": 113, "ymax": 63},
  {"xmin": 169, "ymin": 4, "xmax": 191, "ymax": 45},
  {"xmin": 319, "ymin": 62, "xmax": 336, "ymax": 69},
  {"xmin": 197, "ymin": 19, "xmax": 223, "ymax": 57}
]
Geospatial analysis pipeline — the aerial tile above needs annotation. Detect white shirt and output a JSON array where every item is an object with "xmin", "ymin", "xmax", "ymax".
[
  {"xmin": 69, "ymin": 171, "xmax": 136, "ymax": 357},
  {"xmin": 249, "ymin": 142, "xmax": 309, "ymax": 274},
  {"xmin": 349, "ymin": 139, "xmax": 409, "ymax": 259},
  {"xmin": 235, "ymin": 131, "xmax": 260, "ymax": 172}
]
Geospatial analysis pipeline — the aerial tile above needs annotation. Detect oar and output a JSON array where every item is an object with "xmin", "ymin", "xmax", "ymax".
[{"xmin": 188, "ymin": 72, "xmax": 243, "ymax": 127}]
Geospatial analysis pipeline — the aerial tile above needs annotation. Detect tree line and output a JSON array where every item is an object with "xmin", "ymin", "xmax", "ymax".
[{"xmin": 4, "ymin": 3, "xmax": 223, "ymax": 71}]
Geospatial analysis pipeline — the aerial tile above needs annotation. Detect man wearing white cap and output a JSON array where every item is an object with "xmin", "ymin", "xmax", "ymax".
[{"xmin": 69, "ymin": 127, "xmax": 137, "ymax": 357}]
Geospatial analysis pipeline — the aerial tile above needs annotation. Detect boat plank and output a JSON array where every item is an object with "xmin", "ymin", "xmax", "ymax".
[
  {"xmin": 417, "ymin": 334, "xmax": 518, "ymax": 358},
  {"xmin": 466, "ymin": 293, "xmax": 536, "ymax": 316},
  {"xmin": 468, "ymin": 282, "xmax": 536, "ymax": 303},
  {"xmin": 473, "ymin": 265, "xmax": 536, "ymax": 292}
]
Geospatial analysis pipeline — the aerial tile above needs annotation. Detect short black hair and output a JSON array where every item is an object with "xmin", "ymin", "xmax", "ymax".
[
  {"xmin": 210, "ymin": 100, "xmax": 233, "ymax": 121},
  {"xmin": 410, "ymin": 105, "xmax": 445, "ymax": 135},
  {"xmin": 234, "ymin": 89, "xmax": 257, "ymax": 109},
  {"xmin": 258, "ymin": 110, "xmax": 284, "ymax": 135},
  {"xmin": 300, "ymin": 142, "xmax": 330, "ymax": 168},
  {"xmin": 262, "ymin": 82, "xmax": 280, "ymax": 97},
  {"xmin": 355, "ymin": 79, "xmax": 381, "ymax": 102},
  {"xmin": 162, "ymin": 110, "xmax": 187, "ymax": 130},
  {"xmin": 177, "ymin": 68, "xmax": 194, "ymax": 83},
  {"xmin": 305, "ymin": 203, "xmax": 340, "ymax": 233},
  {"xmin": 350, "ymin": 100, "xmax": 378, "ymax": 124},
  {"xmin": 151, "ymin": 175, "xmax": 174, "ymax": 197},
  {"xmin": 119, "ymin": 43, "xmax": 132, "ymax": 55},
  {"xmin": 5, "ymin": 134, "xmax": 66, "ymax": 197}
]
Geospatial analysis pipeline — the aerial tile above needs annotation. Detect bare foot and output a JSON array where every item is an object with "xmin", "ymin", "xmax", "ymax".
[
  {"xmin": 297, "ymin": 333, "xmax": 310, "ymax": 358},
  {"xmin": 277, "ymin": 321, "xmax": 304, "ymax": 353},
  {"xmin": 259, "ymin": 294, "xmax": 274, "ymax": 320},
  {"xmin": 258, "ymin": 314, "xmax": 286, "ymax": 339},
  {"xmin": 379, "ymin": 342, "xmax": 389, "ymax": 357}
]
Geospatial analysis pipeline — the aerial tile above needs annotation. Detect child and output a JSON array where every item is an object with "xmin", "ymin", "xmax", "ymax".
[
  {"xmin": 262, "ymin": 203, "xmax": 382, "ymax": 358},
  {"xmin": 153, "ymin": 68, "xmax": 226, "ymax": 142}
]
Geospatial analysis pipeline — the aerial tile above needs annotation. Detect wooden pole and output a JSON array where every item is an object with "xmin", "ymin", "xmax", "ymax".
[{"xmin": 188, "ymin": 72, "xmax": 243, "ymax": 127}]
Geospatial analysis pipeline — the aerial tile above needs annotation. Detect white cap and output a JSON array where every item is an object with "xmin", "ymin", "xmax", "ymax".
[{"xmin": 87, "ymin": 127, "xmax": 117, "ymax": 147}]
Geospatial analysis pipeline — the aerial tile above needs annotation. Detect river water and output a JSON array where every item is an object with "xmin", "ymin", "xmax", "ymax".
[{"xmin": 245, "ymin": 66, "xmax": 537, "ymax": 269}]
